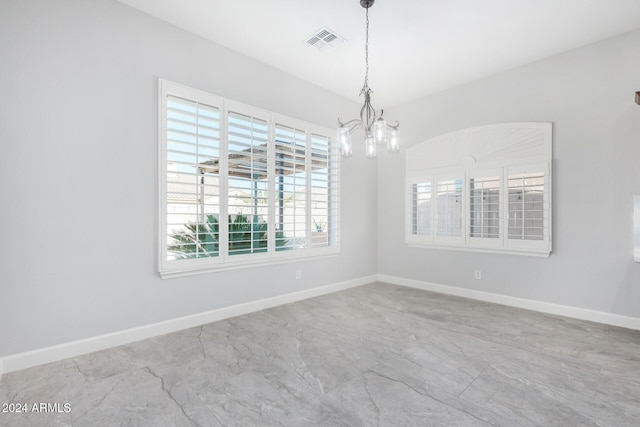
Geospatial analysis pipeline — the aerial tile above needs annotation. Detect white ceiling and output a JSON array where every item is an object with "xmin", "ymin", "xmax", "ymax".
[{"xmin": 117, "ymin": 0, "xmax": 640, "ymax": 107}]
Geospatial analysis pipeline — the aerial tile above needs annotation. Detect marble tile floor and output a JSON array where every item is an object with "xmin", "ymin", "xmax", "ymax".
[{"xmin": 2, "ymin": 282, "xmax": 640, "ymax": 426}]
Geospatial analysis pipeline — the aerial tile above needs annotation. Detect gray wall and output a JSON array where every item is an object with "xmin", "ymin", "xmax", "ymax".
[
  {"xmin": 381, "ymin": 29, "xmax": 640, "ymax": 317},
  {"xmin": 0, "ymin": 0, "xmax": 377, "ymax": 357}
]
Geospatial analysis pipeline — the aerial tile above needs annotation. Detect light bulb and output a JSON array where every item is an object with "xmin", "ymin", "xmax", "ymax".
[
  {"xmin": 373, "ymin": 118, "xmax": 387, "ymax": 144},
  {"xmin": 387, "ymin": 128, "xmax": 400, "ymax": 153},
  {"xmin": 337, "ymin": 126, "xmax": 352, "ymax": 157},
  {"xmin": 365, "ymin": 132, "xmax": 377, "ymax": 159}
]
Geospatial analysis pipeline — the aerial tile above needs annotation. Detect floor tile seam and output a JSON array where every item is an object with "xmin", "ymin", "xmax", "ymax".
[
  {"xmin": 363, "ymin": 367, "xmax": 499, "ymax": 426},
  {"xmin": 67, "ymin": 375, "xmax": 121, "ymax": 425},
  {"xmin": 73, "ymin": 363, "xmax": 222, "ymax": 426},
  {"xmin": 457, "ymin": 364, "xmax": 490, "ymax": 400},
  {"xmin": 316, "ymin": 368, "xmax": 378, "ymax": 408},
  {"xmin": 455, "ymin": 368, "xmax": 556, "ymax": 427},
  {"xmin": 142, "ymin": 366, "xmax": 209, "ymax": 426}
]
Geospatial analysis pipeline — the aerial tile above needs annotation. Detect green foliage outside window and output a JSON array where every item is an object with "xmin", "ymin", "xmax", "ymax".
[{"xmin": 169, "ymin": 214, "xmax": 288, "ymax": 259}]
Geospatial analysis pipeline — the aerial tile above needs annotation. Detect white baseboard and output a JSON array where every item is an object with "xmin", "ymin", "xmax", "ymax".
[
  {"xmin": 379, "ymin": 274, "xmax": 640, "ymax": 331},
  {"xmin": 0, "ymin": 275, "xmax": 375, "ymax": 375}
]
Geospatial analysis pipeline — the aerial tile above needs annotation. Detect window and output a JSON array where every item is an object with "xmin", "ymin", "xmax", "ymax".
[
  {"xmin": 469, "ymin": 175, "xmax": 500, "ymax": 239},
  {"xmin": 406, "ymin": 123, "xmax": 552, "ymax": 256},
  {"xmin": 226, "ymin": 111, "xmax": 269, "ymax": 256},
  {"xmin": 508, "ymin": 171, "xmax": 545, "ymax": 241},
  {"xmin": 165, "ymin": 94, "xmax": 221, "ymax": 259},
  {"xmin": 274, "ymin": 123, "xmax": 307, "ymax": 252},
  {"xmin": 309, "ymin": 134, "xmax": 338, "ymax": 248},
  {"xmin": 159, "ymin": 80, "xmax": 339, "ymax": 278},
  {"xmin": 410, "ymin": 182, "xmax": 432, "ymax": 237},
  {"xmin": 436, "ymin": 177, "xmax": 463, "ymax": 240}
]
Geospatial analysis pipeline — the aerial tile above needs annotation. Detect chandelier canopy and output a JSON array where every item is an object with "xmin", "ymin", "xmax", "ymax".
[{"xmin": 338, "ymin": 0, "xmax": 400, "ymax": 159}]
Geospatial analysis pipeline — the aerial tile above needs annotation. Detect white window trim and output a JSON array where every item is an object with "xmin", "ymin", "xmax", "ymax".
[
  {"xmin": 158, "ymin": 79, "xmax": 340, "ymax": 278},
  {"xmin": 405, "ymin": 122, "xmax": 552, "ymax": 257}
]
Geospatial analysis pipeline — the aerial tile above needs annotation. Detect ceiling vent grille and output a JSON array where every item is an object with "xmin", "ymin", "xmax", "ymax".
[{"xmin": 305, "ymin": 27, "xmax": 345, "ymax": 50}]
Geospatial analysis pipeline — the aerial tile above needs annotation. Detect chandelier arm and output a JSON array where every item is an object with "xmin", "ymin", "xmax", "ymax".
[
  {"xmin": 347, "ymin": 122, "xmax": 364, "ymax": 133},
  {"xmin": 338, "ymin": 118, "xmax": 364, "ymax": 128}
]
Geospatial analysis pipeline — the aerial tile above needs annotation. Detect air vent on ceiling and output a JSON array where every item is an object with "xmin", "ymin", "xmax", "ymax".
[{"xmin": 305, "ymin": 27, "xmax": 345, "ymax": 51}]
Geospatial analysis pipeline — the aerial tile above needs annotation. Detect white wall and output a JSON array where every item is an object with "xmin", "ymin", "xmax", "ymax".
[
  {"xmin": 0, "ymin": 0, "xmax": 377, "ymax": 358},
  {"xmin": 381, "ymin": 29, "xmax": 640, "ymax": 318}
]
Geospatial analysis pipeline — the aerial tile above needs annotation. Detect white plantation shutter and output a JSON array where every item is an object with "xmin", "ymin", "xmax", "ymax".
[
  {"xmin": 508, "ymin": 172, "xmax": 544, "ymax": 240},
  {"xmin": 310, "ymin": 133, "xmax": 338, "ymax": 248},
  {"xmin": 436, "ymin": 177, "xmax": 464, "ymax": 243},
  {"xmin": 407, "ymin": 181, "xmax": 432, "ymax": 245},
  {"xmin": 469, "ymin": 175, "xmax": 500, "ymax": 239},
  {"xmin": 227, "ymin": 111, "xmax": 269, "ymax": 256},
  {"xmin": 506, "ymin": 165, "xmax": 550, "ymax": 252},
  {"xmin": 165, "ymin": 94, "xmax": 221, "ymax": 262},
  {"xmin": 159, "ymin": 79, "xmax": 339, "ymax": 278},
  {"xmin": 274, "ymin": 124, "xmax": 307, "ymax": 251}
]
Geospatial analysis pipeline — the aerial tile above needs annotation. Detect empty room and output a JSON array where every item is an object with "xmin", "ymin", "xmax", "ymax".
[{"xmin": 1, "ymin": 0, "xmax": 640, "ymax": 425}]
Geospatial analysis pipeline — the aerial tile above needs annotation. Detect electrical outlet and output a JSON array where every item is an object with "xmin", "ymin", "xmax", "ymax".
[
  {"xmin": 474, "ymin": 270, "xmax": 482, "ymax": 280},
  {"xmin": 295, "ymin": 270, "xmax": 302, "ymax": 280}
]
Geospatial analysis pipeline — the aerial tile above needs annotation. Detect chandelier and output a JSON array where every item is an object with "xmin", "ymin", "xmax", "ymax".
[{"xmin": 338, "ymin": 0, "xmax": 400, "ymax": 159}]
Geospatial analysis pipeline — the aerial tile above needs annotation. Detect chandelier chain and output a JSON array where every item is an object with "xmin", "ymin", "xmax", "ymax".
[{"xmin": 364, "ymin": 6, "xmax": 369, "ymax": 90}]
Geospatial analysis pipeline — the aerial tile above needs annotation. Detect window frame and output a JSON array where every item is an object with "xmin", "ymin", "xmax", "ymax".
[
  {"xmin": 159, "ymin": 79, "xmax": 339, "ymax": 278},
  {"xmin": 405, "ymin": 122, "xmax": 552, "ymax": 257}
]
